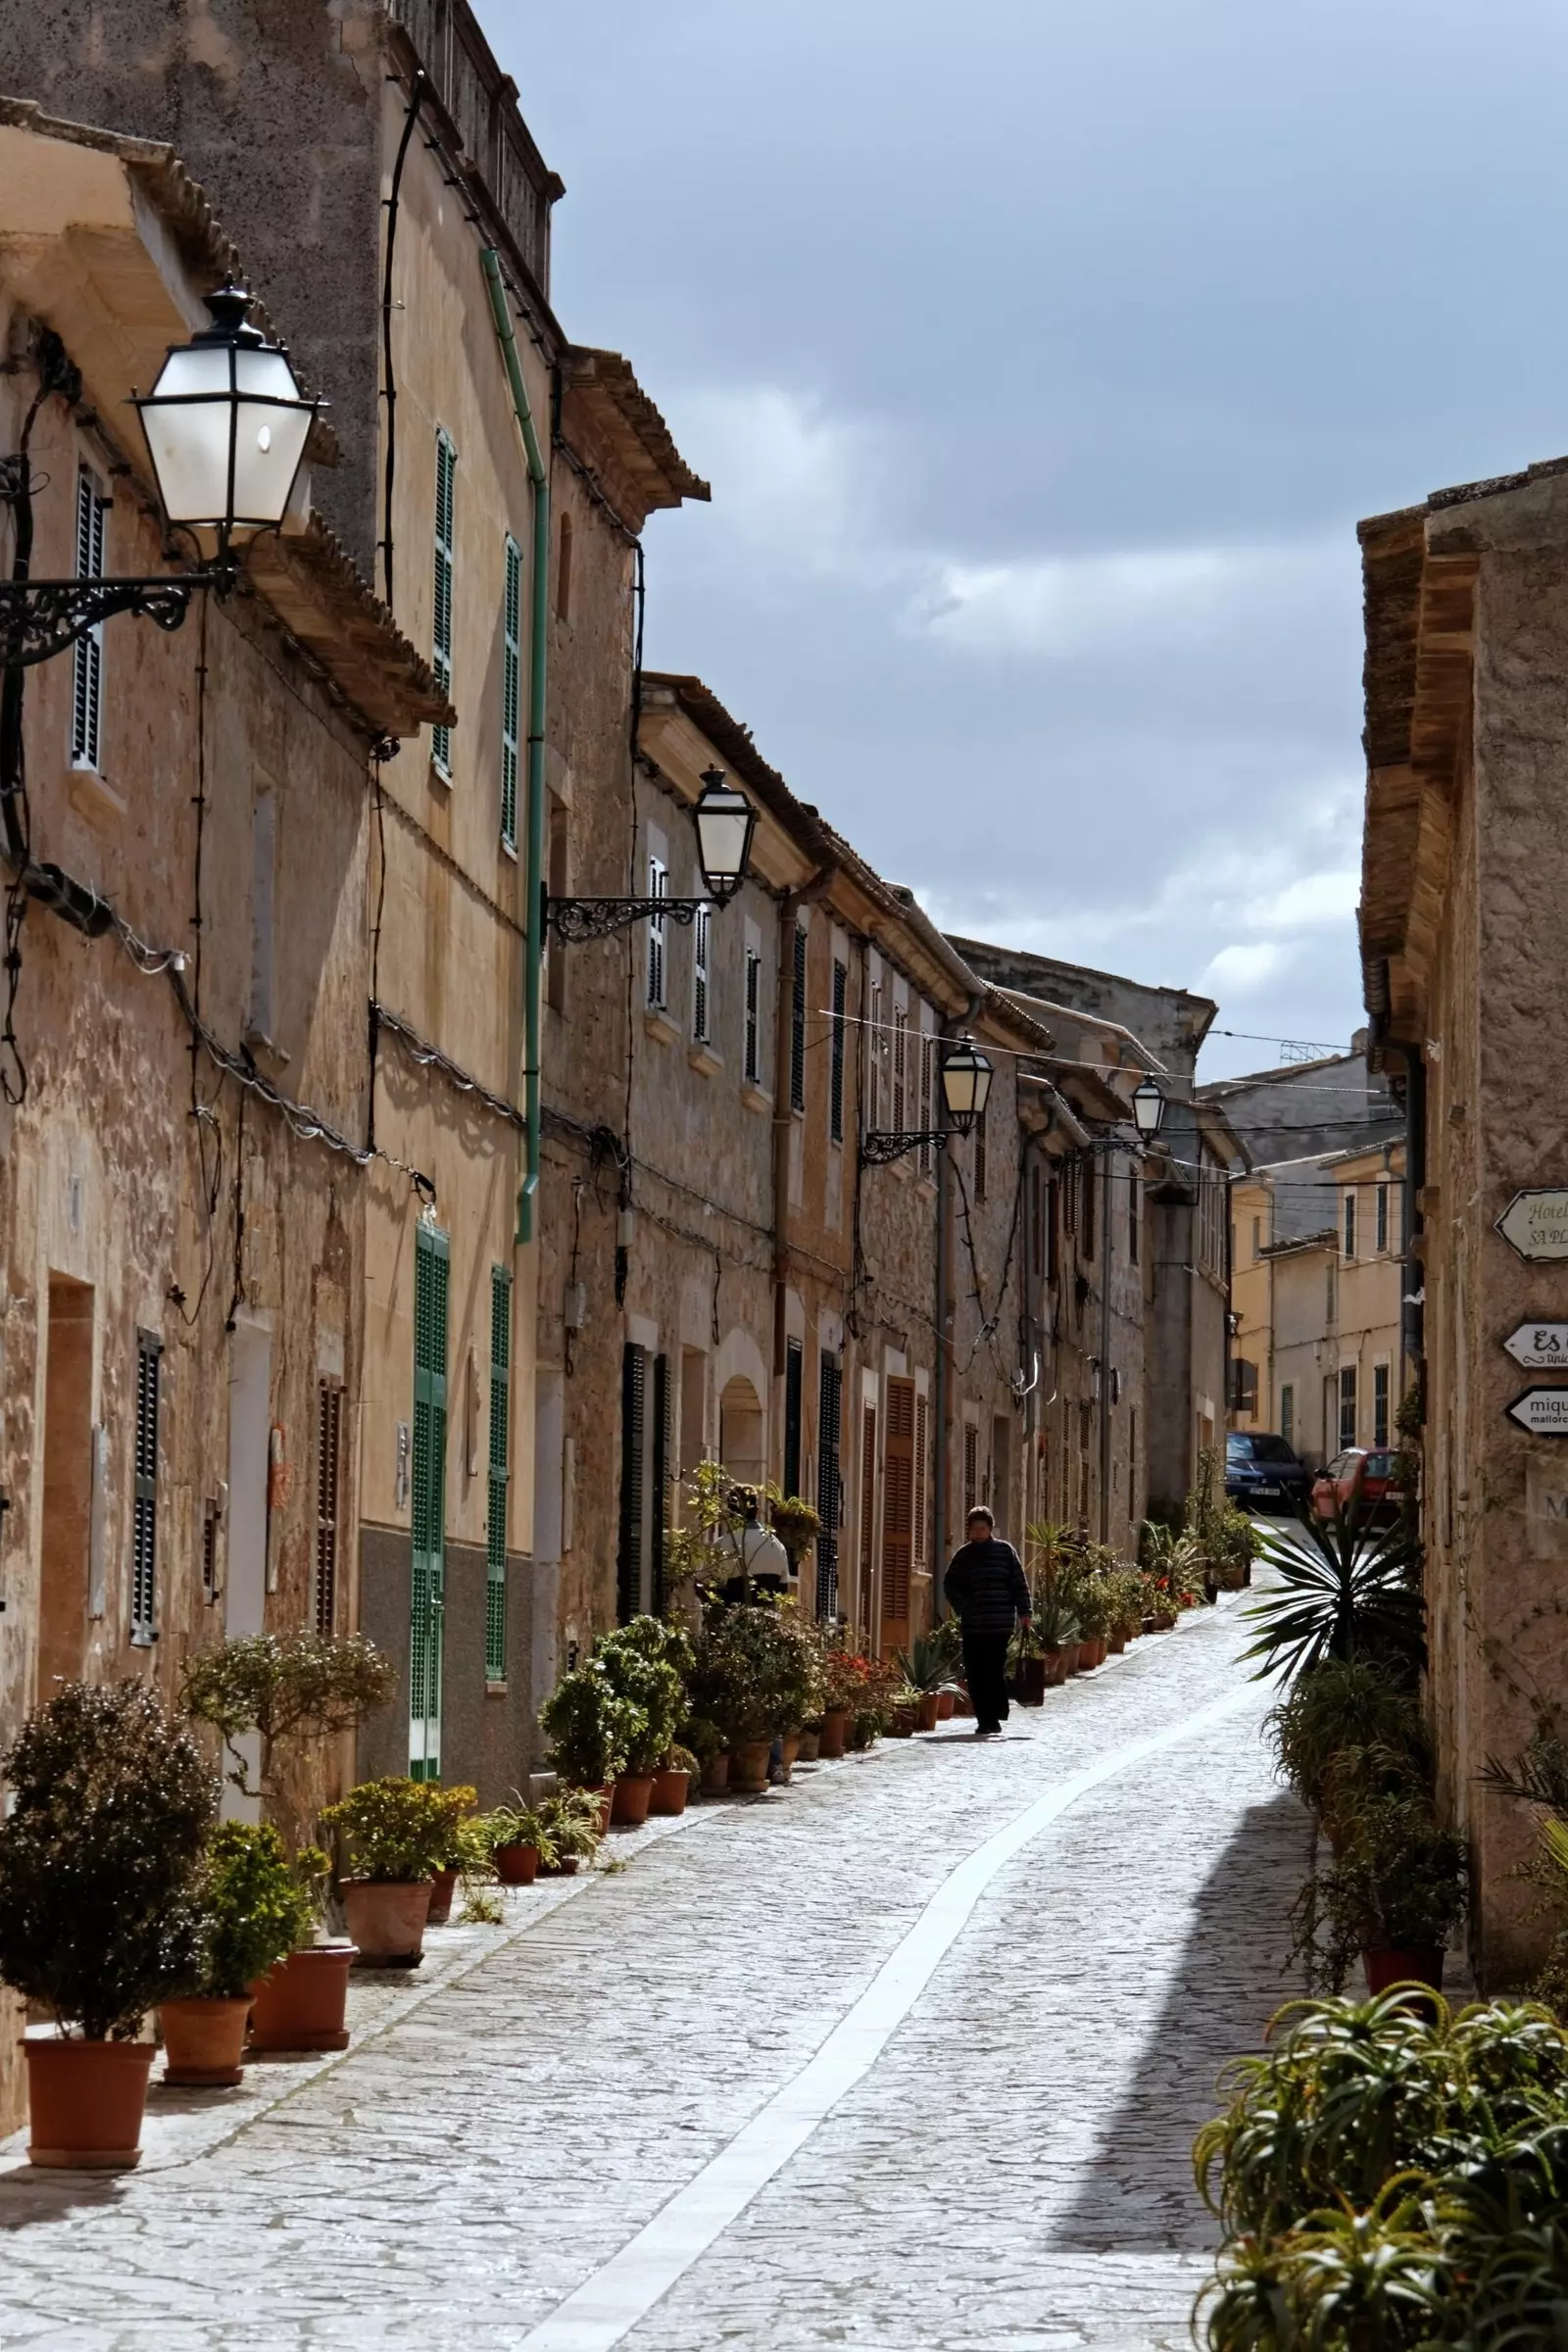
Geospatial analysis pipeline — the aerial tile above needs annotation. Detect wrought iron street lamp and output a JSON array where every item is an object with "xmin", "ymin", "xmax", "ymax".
[
  {"xmin": 862, "ymin": 1037, "xmax": 994, "ymax": 1165},
  {"xmin": 545, "ymin": 765, "xmax": 758, "ymax": 943},
  {"xmin": 0, "ymin": 281, "xmax": 320, "ymax": 669},
  {"xmin": 1131, "ymin": 1074, "xmax": 1166, "ymax": 1139}
]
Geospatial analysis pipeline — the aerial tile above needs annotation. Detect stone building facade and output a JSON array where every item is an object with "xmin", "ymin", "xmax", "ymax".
[
  {"xmin": 1360, "ymin": 466, "xmax": 1568, "ymax": 1980},
  {"xmin": 0, "ymin": 104, "xmax": 443, "ymax": 2132}
]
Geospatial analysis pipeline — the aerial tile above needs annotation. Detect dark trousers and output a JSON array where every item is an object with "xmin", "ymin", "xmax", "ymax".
[{"xmin": 962, "ymin": 1622, "xmax": 1011, "ymax": 1732}]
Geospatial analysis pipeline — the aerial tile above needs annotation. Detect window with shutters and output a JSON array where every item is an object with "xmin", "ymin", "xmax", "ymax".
[
  {"xmin": 1374, "ymin": 1362, "xmax": 1391, "ymax": 1447},
  {"xmin": 431, "ymin": 431, "xmax": 456, "ymax": 777},
  {"xmin": 744, "ymin": 944, "xmax": 762, "ymax": 1085},
  {"xmin": 829, "ymin": 958, "xmax": 848, "ymax": 1142},
  {"xmin": 1344, "ymin": 1191, "xmax": 1357, "ymax": 1262},
  {"xmin": 917, "ymin": 1021, "xmax": 935, "ymax": 1178},
  {"xmin": 963, "ymin": 1421, "xmax": 980, "ymax": 1518},
  {"xmin": 1340, "ymin": 1364, "xmax": 1358, "ymax": 1450},
  {"xmin": 858, "ymin": 1402, "xmax": 878, "ymax": 1592},
  {"xmin": 790, "ymin": 923, "xmax": 808, "ymax": 1112},
  {"xmin": 815, "ymin": 1351, "xmax": 842, "ymax": 1619},
  {"xmin": 692, "ymin": 904, "xmax": 711, "ymax": 1042},
  {"xmin": 485, "ymin": 1267, "xmax": 512, "ymax": 1682},
  {"xmin": 880, "ymin": 1379, "xmax": 915, "ymax": 1647},
  {"xmin": 783, "ymin": 1339, "xmax": 803, "ymax": 1496},
  {"xmin": 617, "ymin": 1343, "xmax": 647, "ymax": 1622},
  {"xmin": 1048, "ymin": 1175, "xmax": 1059, "ymax": 1281},
  {"xmin": 651, "ymin": 1352, "xmax": 670, "ymax": 1614},
  {"xmin": 130, "ymin": 1331, "xmax": 161, "ymax": 1646},
  {"xmin": 72, "ymin": 466, "xmax": 107, "ymax": 770},
  {"xmin": 315, "ymin": 1379, "xmax": 343, "ymax": 1638},
  {"xmin": 501, "ymin": 535, "xmax": 521, "ymax": 850},
  {"xmin": 866, "ymin": 980, "xmax": 883, "ymax": 1131},
  {"xmin": 1081, "ymin": 1155, "xmax": 1096, "ymax": 1260},
  {"xmin": 892, "ymin": 1006, "xmax": 907, "ymax": 1134},
  {"xmin": 646, "ymin": 857, "xmax": 667, "ymax": 1007},
  {"xmin": 913, "ymin": 1392, "xmax": 929, "ymax": 1568},
  {"xmin": 973, "ymin": 1097, "xmax": 988, "ymax": 1201},
  {"xmin": 1376, "ymin": 1182, "xmax": 1391, "ymax": 1254},
  {"xmin": 410, "ymin": 1223, "xmax": 450, "ymax": 1778}
]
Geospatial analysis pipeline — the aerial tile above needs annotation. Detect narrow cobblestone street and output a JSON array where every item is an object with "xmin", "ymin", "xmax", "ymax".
[{"xmin": 0, "ymin": 1592, "xmax": 1303, "ymax": 2351}]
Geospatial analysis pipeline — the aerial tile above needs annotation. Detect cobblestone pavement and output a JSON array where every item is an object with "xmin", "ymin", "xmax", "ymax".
[{"xmin": 0, "ymin": 1592, "xmax": 1305, "ymax": 2351}]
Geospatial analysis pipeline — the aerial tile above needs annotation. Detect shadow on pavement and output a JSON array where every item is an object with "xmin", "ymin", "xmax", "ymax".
[{"xmin": 1054, "ymin": 1789, "xmax": 1310, "ymax": 2253}]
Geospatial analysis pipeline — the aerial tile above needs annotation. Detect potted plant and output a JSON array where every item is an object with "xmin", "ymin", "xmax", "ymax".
[
  {"xmin": 690, "ymin": 1597, "xmax": 822, "ymax": 1792},
  {"xmin": 683, "ymin": 1714, "xmax": 729, "ymax": 1794},
  {"xmin": 244, "ymin": 1845, "xmax": 345, "ymax": 2051},
  {"xmin": 535, "ymin": 1787, "xmax": 606, "ymax": 1874},
  {"xmin": 896, "ymin": 1635, "xmax": 959, "ymax": 1729},
  {"xmin": 180, "ymin": 1631, "xmax": 396, "ymax": 1845},
  {"xmin": 1028, "ymin": 1581, "xmax": 1080, "ymax": 1686},
  {"xmin": 884, "ymin": 1682, "xmax": 922, "ymax": 1737},
  {"xmin": 820, "ymin": 1649, "xmax": 871, "ymax": 1756},
  {"xmin": 596, "ymin": 1619, "xmax": 689, "ymax": 1827},
  {"xmin": 162, "ymin": 1821, "xmax": 314, "ymax": 2086},
  {"xmin": 764, "ymin": 1490, "xmax": 822, "ymax": 1575},
  {"xmin": 319, "ymin": 1778, "xmax": 474, "ymax": 1967},
  {"xmin": 1295, "ymin": 1792, "xmax": 1469, "ymax": 1997},
  {"xmin": 481, "ymin": 1796, "xmax": 556, "ymax": 1884},
  {"xmin": 539, "ymin": 1660, "xmax": 642, "ymax": 1825},
  {"xmin": 651, "ymin": 1743, "xmax": 698, "ymax": 1816},
  {"xmin": 0, "ymin": 1681, "xmax": 216, "ymax": 2169}
]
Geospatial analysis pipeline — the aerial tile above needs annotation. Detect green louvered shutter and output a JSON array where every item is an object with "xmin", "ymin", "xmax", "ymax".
[
  {"xmin": 431, "ymin": 431, "xmax": 455, "ymax": 777},
  {"xmin": 410, "ymin": 1222, "xmax": 449, "ymax": 1778},
  {"xmin": 485, "ymin": 1265, "xmax": 512, "ymax": 1683}
]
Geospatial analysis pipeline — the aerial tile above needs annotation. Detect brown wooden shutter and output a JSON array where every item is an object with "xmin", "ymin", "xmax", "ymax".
[
  {"xmin": 858, "ymin": 1402, "xmax": 877, "ymax": 1592},
  {"xmin": 913, "ymin": 1392, "xmax": 929, "ymax": 1568},
  {"xmin": 881, "ymin": 1377, "xmax": 915, "ymax": 1649}
]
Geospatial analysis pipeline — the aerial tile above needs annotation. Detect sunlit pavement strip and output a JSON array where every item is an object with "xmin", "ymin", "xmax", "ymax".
[{"xmin": 518, "ymin": 1678, "xmax": 1261, "ymax": 2352}]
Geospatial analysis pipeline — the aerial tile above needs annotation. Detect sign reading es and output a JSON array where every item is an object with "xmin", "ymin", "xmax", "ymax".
[
  {"xmin": 1497, "ymin": 1190, "xmax": 1568, "ymax": 1260},
  {"xmin": 1504, "ymin": 1323, "xmax": 1568, "ymax": 1369}
]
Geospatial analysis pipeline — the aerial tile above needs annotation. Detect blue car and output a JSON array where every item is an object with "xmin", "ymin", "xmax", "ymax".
[{"xmin": 1225, "ymin": 1432, "xmax": 1312, "ymax": 1514}]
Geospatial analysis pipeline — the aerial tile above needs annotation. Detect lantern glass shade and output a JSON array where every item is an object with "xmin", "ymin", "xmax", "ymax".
[
  {"xmin": 941, "ymin": 1039, "xmax": 993, "ymax": 1135},
  {"xmin": 1132, "ymin": 1074, "xmax": 1166, "ymax": 1138},
  {"xmin": 134, "ymin": 284, "xmax": 318, "ymax": 553},
  {"xmin": 692, "ymin": 768, "xmax": 757, "ymax": 905}
]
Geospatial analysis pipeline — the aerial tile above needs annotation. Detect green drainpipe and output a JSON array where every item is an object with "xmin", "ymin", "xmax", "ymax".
[{"xmin": 481, "ymin": 247, "xmax": 548, "ymax": 1244}]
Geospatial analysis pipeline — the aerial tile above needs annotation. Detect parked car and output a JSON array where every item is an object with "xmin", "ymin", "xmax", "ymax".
[
  {"xmin": 1225, "ymin": 1432, "xmax": 1312, "ymax": 1512},
  {"xmin": 1310, "ymin": 1446, "xmax": 1400, "ymax": 1525}
]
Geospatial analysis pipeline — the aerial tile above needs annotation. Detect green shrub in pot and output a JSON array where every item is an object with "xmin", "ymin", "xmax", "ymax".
[
  {"xmin": 318, "ymin": 1777, "xmax": 474, "ymax": 1884},
  {"xmin": 0, "ymin": 1680, "xmax": 217, "ymax": 2039},
  {"xmin": 690, "ymin": 1598, "xmax": 823, "ymax": 1742},
  {"xmin": 595, "ymin": 1618, "xmax": 689, "ymax": 1776},
  {"xmin": 180, "ymin": 1822, "xmax": 316, "ymax": 1998},
  {"xmin": 539, "ymin": 1659, "xmax": 643, "ymax": 1787}
]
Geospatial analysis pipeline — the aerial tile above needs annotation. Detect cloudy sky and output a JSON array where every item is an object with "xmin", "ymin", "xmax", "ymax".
[{"xmin": 484, "ymin": 0, "xmax": 1568, "ymax": 1078}]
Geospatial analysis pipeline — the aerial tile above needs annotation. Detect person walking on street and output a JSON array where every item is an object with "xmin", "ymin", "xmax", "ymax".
[{"xmin": 943, "ymin": 1505, "xmax": 1031, "ymax": 1739}]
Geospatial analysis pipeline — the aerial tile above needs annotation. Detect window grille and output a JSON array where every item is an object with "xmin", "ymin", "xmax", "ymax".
[
  {"xmin": 72, "ymin": 466, "xmax": 106, "ymax": 769},
  {"xmin": 130, "ymin": 1332, "xmax": 161, "ymax": 1645},
  {"xmin": 501, "ymin": 535, "xmax": 520, "ymax": 848},
  {"xmin": 431, "ymin": 431, "xmax": 456, "ymax": 776},
  {"xmin": 315, "ymin": 1380, "xmax": 343, "ymax": 1637}
]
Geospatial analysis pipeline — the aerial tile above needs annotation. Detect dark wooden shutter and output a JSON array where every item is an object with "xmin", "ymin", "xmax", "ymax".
[
  {"xmin": 858, "ymin": 1402, "xmax": 877, "ymax": 1591},
  {"xmin": 829, "ymin": 958, "xmax": 847, "ymax": 1141},
  {"xmin": 130, "ymin": 1332, "xmax": 161, "ymax": 1644},
  {"xmin": 617, "ymin": 1342, "xmax": 647, "ymax": 1623},
  {"xmin": 881, "ymin": 1377, "xmax": 915, "ymax": 1650},
  {"xmin": 963, "ymin": 1423, "xmax": 980, "ymax": 1517},
  {"xmin": 315, "ymin": 1379, "xmax": 343, "ymax": 1638},
  {"xmin": 411, "ymin": 1223, "xmax": 449, "ymax": 1778},
  {"xmin": 913, "ymin": 1392, "xmax": 929, "ymax": 1568},
  {"xmin": 651, "ymin": 1350, "xmax": 670, "ymax": 1614},
  {"xmin": 815, "ymin": 1350, "xmax": 842, "ymax": 1619},
  {"xmin": 783, "ymin": 1338, "xmax": 804, "ymax": 1496},
  {"xmin": 790, "ymin": 923, "xmax": 807, "ymax": 1112}
]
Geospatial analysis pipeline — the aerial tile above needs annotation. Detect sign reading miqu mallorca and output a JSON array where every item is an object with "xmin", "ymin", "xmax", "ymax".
[
  {"xmin": 1506, "ymin": 1389, "xmax": 1568, "ymax": 1438},
  {"xmin": 1497, "ymin": 1190, "xmax": 1568, "ymax": 1262},
  {"xmin": 1504, "ymin": 1323, "xmax": 1568, "ymax": 1371}
]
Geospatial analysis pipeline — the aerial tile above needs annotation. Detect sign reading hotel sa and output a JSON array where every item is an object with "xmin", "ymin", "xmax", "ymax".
[
  {"xmin": 1497, "ymin": 1190, "xmax": 1568, "ymax": 1261},
  {"xmin": 1506, "ymin": 1388, "xmax": 1568, "ymax": 1438}
]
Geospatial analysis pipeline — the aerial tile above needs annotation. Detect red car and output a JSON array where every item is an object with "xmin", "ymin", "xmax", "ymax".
[{"xmin": 1311, "ymin": 1447, "xmax": 1400, "ymax": 1525}]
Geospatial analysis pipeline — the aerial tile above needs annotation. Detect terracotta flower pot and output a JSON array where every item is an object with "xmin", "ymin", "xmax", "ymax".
[
  {"xmin": 247, "ymin": 1944, "xmax": 356, "ymax": 2052},
  {"xmin": 779, "ymin": 1729, "xmax": 803, "ymax": 1783},
  {"xmin": 1062, "ymin": 1642, "xmax": 1083, "ymax": 1676},
  {"xmin": 700, "ymin": 1751, "xmax": 731, "ymax": 1795},
  {"xmin": 612, "ymin": 1775, "xmax": 655, "ymax": 1828},
  {"xmin": 494, "ymin": 1841, "xmax": 539, "ymax": 1885},
  {"xmin": 914, "ymin": 1692, "xmax": 942, "ymax": 1731},
  {"xmin": 888, "ymin": 1707, "xmax": 917, "ymax": 1738},
  {"xmin": 24, "ymin": 2036, "xmax": 156, "ymax": 2170},
  {"xmin": 730, "ymin": 1738, "xmax": 772, "ymax": 1792},
  {"xmin": 1042, "ymin": 1647, "xmax": 1067, "ymax": 1687},
  {"xmin": 1108, "ymin": 1632, "xmax": 1127, "ymax": 1654},
  {"xmin": 937, "ymin": 1690, "xmax": 956, "ymax": 1720},
  {"xmin": 344, "ymin": 1880, "xmax": 432, "ymax": 1968},
  {"xmin": 650, "ymin": 1768, "xmax": 690, "ymax": 1816},
  {"xmin": 1363, "ymin": 1944, "xmax": 1446, "ymax": 1997},
  {"xmin": 818, "ymin": 1710, "xmax": 850, "ymax": 1759},
  {"xmin": 161, "ymin": 1996, "xmax": 252, "ymax": 2088},
  {"xmin": 592, "ymin": 1785, "xmax": 615, "ymax": 1836},
  {"xmin": 425, "ymin": 1868, "xmax": 458, "ymax": 1926},
  {"xmin": 797, "ymin": 1727, "xmax": 821, "ymax": 1762}
]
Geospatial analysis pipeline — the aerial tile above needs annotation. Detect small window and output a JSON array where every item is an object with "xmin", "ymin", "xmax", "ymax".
[
  {"xmin": 692, "ymin": 904, "xmax": 711, "ymax": 1043},
  {"xmin": 72, "ymin": 466, "xmax": 107, "ymax": 769},
  {"xmin": 790, "ymin": 923, "xmax": 807, "ymax": 1113},
  {"xmin": 1373, "ymin": 1362, "xmax": 1391, "ymax": 1448},
  {"xmin": 646, "ymin": 856, "xmax": 667, "ymax": 1007},
  {"xmin": 829, "ymin": 958, "xmax": 848, "ymax": 1143},
  {"xmin": 1343, "ymin": 1191, "xmax": 1357, "ymax": 1261},
  {"xmin": 973, "ymin": 1097, "xmax": 988, "ymax": 1201},
  {"xmin": 556, "ymin": 510, "xmax": 573, "ymax": 623},
  {"xmin": 315, "ymin": 1380, "xmax": 343, "ymax": 1637},
  {"xmin": 130, "ymin": 1331, "xmax": 162, "ymax": 1646},
  {"xmin": 431, "ymin": 430, "xmax": 456, "ymax": 777},
  {"xmin": 744, "ymin": 944, "xmax": 761, "ymax": 1085},
  {"xmin": 1339, "ymin": 1365, "xmax": 1357, "ymax": 1451},
  {"xmin": 501, "ymin": 535, "xmax": 521, "ymax": 850},
  {"xmin": 1376, "ymin": 1182, "xmax": 1390, "ymax": 1254}
]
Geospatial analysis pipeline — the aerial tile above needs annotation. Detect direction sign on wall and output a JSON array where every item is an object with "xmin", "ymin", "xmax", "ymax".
[
  {"xmin": 1505, "ymin": 1324, "xmax": 1568, "ymax": 1370},
  {"xmin": 1497, "ymin": 1191, "xmax": 1568, "ymax": 1261},
  {"xmin": 1506, "ymin": 1388, "xmax": 1568, "ymax": 1437}
]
